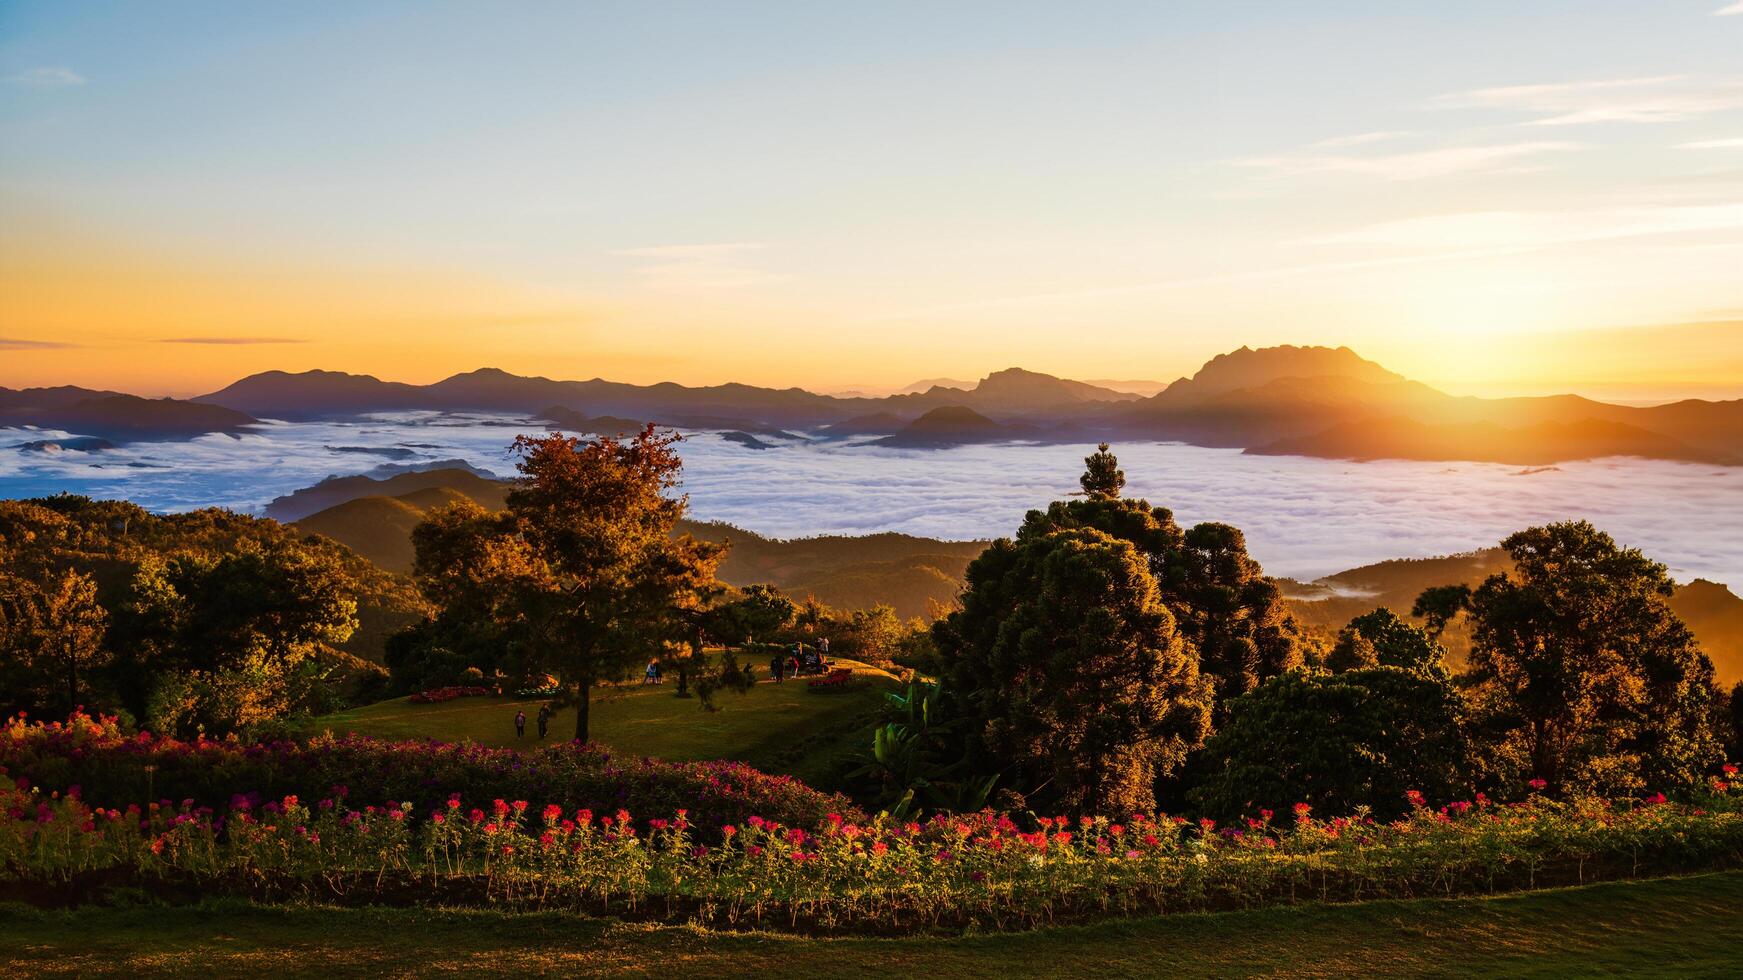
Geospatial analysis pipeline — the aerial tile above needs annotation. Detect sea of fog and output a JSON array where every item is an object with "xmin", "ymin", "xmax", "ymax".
[{"xmin": 3, "ymin": 411, "xmax": 1740, "ymax": 589}]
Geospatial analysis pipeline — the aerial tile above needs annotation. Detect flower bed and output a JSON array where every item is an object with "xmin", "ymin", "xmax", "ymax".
[
  {"xmin": 0, "ymin": 713, "xmax": 856, "ymax": 836},
  {"xmin": 3, "ymin": 718, "xmax": 1738, "ymax": 933},
  {"xmin": 805, "ymin": 668, "xmax": 864, "ymax": 694},
  {"xmin": 407, "ymin": 686, "xmax": 492, "ymax": 704}
]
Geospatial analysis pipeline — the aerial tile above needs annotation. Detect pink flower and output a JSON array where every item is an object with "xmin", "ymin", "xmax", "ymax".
[{"xmin": 1528, "ymin": 778, "xmax": 1548, "ymax": 791}]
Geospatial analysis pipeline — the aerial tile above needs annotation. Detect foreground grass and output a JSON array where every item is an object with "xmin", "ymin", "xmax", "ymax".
[
  {"xmin": 2, "ymin": 872, "xmax": 1738, "ymax": 978},
  {"xmin": 302, "ymin": 658, "xmax": 896, "ymax": 779}
]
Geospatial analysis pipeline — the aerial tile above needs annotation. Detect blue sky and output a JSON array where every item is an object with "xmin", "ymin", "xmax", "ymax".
[{"xmin": 3, "ymin": 1, "xmax": 1742, "ymax": 396}]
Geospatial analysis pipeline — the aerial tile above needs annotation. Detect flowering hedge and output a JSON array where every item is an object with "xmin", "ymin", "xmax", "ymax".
[
  {"xmin": 0, "ymin": 714, "xmax": 858, "ymax": 836},
  {"xmin": 4, "ymin": 720, "xmax": 1739, "ymax": 932},
  {"xmin": 806, "ymin": 669, "xmax": 863, "ymax": 694},
  {"xmin": 407, "ymin": 686, "xmax": 492, "ymax": 704}
]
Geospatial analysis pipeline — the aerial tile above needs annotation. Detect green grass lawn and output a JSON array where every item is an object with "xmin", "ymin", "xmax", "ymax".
[
  {"xmin": 301, "ymin": 658, "xmax": 898, "ymax": 782},
  {"xmin": 3, "ymin": 872, "xmax": 1738, "ymax": 978}
]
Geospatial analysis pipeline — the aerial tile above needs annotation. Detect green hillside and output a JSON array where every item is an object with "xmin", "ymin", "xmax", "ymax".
[
  {"xmin": 292, "ymin": 468, "xmax": 987, "ymax": 617},
  {"xmin": 1283, "ymin": 549, "xmax": 1743, "ymax": 684},
  {"xmin": 301, "ymin": 657, "xmax": 899, "ymax": 786}
]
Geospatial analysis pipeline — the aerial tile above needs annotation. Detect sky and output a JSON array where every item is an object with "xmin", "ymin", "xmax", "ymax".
[{"xmin": 3, "ymin": 0, "xmax": 1743, "ymax": 399}]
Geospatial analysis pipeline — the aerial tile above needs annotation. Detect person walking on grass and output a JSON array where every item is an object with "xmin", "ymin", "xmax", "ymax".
[
  {"xmin": 536, "ymin": 703, "xmax": 549, "ymax": 739},
  {"xmin": 770, "ymin": 652, "xmax": 784, "ymax": 684},
  {"xmin": 514, "ymin": 709, "xmax": 526, "ymax": 740}
]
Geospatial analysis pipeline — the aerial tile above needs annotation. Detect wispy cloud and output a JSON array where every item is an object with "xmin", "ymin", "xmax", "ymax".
[
  {"xmin": 1435, "ymin": 75, "xmax": 1743, "ymax": 125},
  {"xmin": 156, "ymin": 336, "xmax": 308, "ymax": 345},
  {"xmin": 1717, "ymin": 2, "xmax": 1743, "ymax": 15},
  {"xmin": 1310, "ymin": 130, "xmax": 1414, "ymax": 149},
  {"xmin": 1240, "ymin": 141, "xmax": 1581, "ymax": 181},
  {"xmin": 5, "ymin": 67, "xmax": 85, "ymax": 87},
  {"xmin": 0, "ymin": 336, "xmax": 79, "ymax": 350},
  {"xmin": 1305, "ymin": 202, "xmax": 1743, "ymax": 249},
  {"xmin": 614, "ymin": 242, "xmax": 789, "ymax": 290},
  {"xmin": 864, "ymin": 246, "xmax": 1535, "ymax": 322},
  {"xmin": 1678, "ymin": 137, "xmax": 1743, "ymax": 149}
]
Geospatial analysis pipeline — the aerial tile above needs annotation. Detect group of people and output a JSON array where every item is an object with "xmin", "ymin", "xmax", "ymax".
[
  {"xmin": 512, "ymin": 703, "xmax": 552, "ymax": 739},
  {"xmin": 768, "ymin": 639, "xmax": 830, "ymax": 683}
]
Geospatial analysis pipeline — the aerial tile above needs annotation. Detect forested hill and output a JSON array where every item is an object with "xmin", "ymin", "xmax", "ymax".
[
  {"xmin": 286, "ymin": 467, "xmax": 986, "ymax": 619},
  {"xmin": 1281, "ymin": 550, "xmax": 1743, "ymax": 684},
  {"xmin": 0, "ymin": 496, "xmax": 428, "ymax": 667}
]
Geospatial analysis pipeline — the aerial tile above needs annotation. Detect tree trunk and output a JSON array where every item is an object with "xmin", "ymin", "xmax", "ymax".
[
  {"xmin": 574, "ymin": 679, "xmax": 592, "ymax": 742},
  {"xmin": 676, "ymin": 661, "xmax": 690, "ymax": 697}
]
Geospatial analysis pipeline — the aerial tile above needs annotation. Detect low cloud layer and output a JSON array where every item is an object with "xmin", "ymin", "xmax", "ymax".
[{"xmin": 2, "ymin": 414, "xmax": 1739, "ymax": 589}]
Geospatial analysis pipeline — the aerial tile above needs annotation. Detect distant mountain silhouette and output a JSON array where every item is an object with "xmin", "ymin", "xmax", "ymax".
[
  {"xmin": 0, "ymin": 385, "xmax": 125, "ymax": 411},
  {"xmin": 897, "ymin": 377, "xmax": 976, "ymax": 395},
  {"xmin": 889, "ymin": 368, "xmax": 1141, "ymax": 414},
  {"xmin": 1084, "ymin": 378, "xmax": 1170, "ymax": 397},
  {"xmin": 536, "ymin": 406, "xmax": 654, "ymax": 437},
  {"xmin": 194, "ymin": 369, "xmax": 427, "ymax": 418},
  {"xmin": 873, "ymin": 406, "xmax": 1027, "ymax": 448},
  {"xmin": 816, "ymin": 412, "xmax": 909, "ymax": 439},
  {"xmin": 14, "ymin": 437, "xmax": 117, "ymax": 453},
  {"xmin": 197, "ymin": 366, "xmax": 1138, "ymax": 427},
  {"xmin": 1154, "ymin": 345, "xmax": 1405, "ymax": 403},
  {"xmin": 266, "ymin": 467, "xmax": 510, "ymax": 522},
  {"xmin": 0, "ymin": 389, "xmax": 257, "ymax": 441},
  {"xmin": 1117, "ymin": 345, "xmax": 1743, "ymax": 465},
  {"xmin": 14, "ymin": 342, "xmax": 1723, "ymax": 465}
]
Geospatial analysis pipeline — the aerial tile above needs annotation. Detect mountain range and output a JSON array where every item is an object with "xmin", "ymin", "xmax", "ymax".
[
  {"xmin": 0, "ymin": 386, "xmax": 257, "ymax": 441},
  {"xmin": 5, "ymin": 345, "xmax": 1740, "ymax": 465},
  {"xmin": 285, "ymin": 466, "xmax": 982, "ymax": 620}
]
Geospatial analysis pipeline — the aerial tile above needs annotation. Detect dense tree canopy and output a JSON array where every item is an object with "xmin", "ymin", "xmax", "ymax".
[
  {"xmin": 406, "ymin": 427, "xmax": 726, "ymax": 741},
  {"xmin": 1448, "ymin": 521, "xmax": 1722, "ymax": 796},
  {"xmin": 0, "ymin": 569, "xmax": 107, "ymax": 717},
  {"xmin": 1080, "ymin": 443, "xmax": 1125, "ymax": 499},
  {"xmin": 936, "ymin": 526, "xmax": 1212, "ymax": 813},
  {"xmin": 1326, "ymin": 607, "xmax": 1446, "ymax": 676},
  {"xmin": 0, "ymin": 496, "xmax": 399, "ymax": 732},
  {"xmin": 1001, "ymin": 453, "xmax": 1305, "ymax": 718},
  {"xmin": 1189, "ymin": 666, "xmax": 1474, "ymax": 820}
]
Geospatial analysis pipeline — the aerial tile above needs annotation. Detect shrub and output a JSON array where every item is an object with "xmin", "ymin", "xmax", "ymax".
[
  {"xmin": 0, "ymin": 713, "xmax": 858, "ymax": 836},
  {"xmin": 806, "ymin": 669, "xmax": 864, "ymax": 694},
  {"xmin": 407, "ymin": 686, "xmax": 492, "ymax": 704}
]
